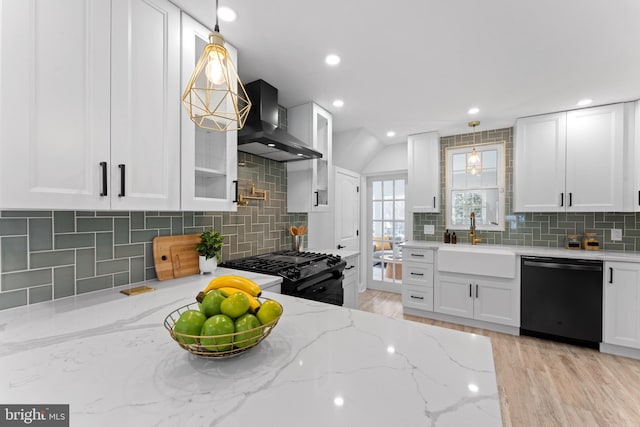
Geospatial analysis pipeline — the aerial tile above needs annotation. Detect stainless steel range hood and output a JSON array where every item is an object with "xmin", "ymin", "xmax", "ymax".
[{"xmin": 238, "ymin": 80, "xmax": 323, "ymax": 162}]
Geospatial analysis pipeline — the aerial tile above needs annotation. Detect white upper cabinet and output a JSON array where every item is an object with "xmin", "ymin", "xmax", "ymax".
[
  {"xmin": 111, "ymin": 0, "xmax": 181, "ymax": 210},
  {"xmin": 0, "ymin": 0, "xmax": 112, "ymax": 210},
  {"xmin": 287, "ymin": 103, "xmax": 332, "ymax": 213},
  {"xmin": 407, "ymin": 131, "xmax": 440, "ymax": 213},
  {"xmin": 180, "ymin": 13, "xmax": 238, "ymax": 212},
  {"xmin": 0, "ymin": 0, "xmax": 181, "ymax": 210},
  {"xmin": 634, "ymin": 101, "xmax": 640, "ymax": 211},
  {"xmin": 514, "ymin": 103, "xmax": 625, "ymax": 212}
]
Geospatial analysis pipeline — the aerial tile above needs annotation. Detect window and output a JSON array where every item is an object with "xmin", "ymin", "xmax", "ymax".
[{"xmin": 446, "ymin": 142, "xmax": 505, "ymax": 231}]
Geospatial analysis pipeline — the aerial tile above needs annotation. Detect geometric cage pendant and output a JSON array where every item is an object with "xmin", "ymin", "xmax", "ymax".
[{"xmin": 182, "ymin": 31, "xmax": 251, "ymax": 132}]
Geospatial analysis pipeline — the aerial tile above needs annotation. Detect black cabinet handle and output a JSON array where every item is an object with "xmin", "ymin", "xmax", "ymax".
[
  {"xmin": 314, "ymin": 191, "xmax": 319, "ymax": 207},
  {"xmin": 311, "ymin": 285, "xmax": 327, "ymax": 294},
  {"xmin": 410, "ymin": 295, "xmax": 424, "ymax": 300},
  {"xmin": 100, "ymin": 161, "xmax": 108, "ymax": 196},
  {"xmin": 569, "ymin": 192, "xmax": 573, "ymax": 207},
  {"xmin": 560, "ymin": 193, "xmax": 564, "ymax": 207},
  {"xmin": 337, "ymin": 244, "xmax": 346, "ymax": 249},
  {"xmin": 118, "ymin": 164, "xmax": 125, "ymax": 197},
  {"xmin": 469, "ymin": 284, "xmax": 472, "ymax": 298},
  {"xmin": 638, "ymin": 190, "xmax": 639, "ymax": 206},
  {"xmin": 232, "ymin": 180, "xmax": 239, "ymax": 203},
  {"xmin": 476, "ymin": 284, "xmax": 479, "ymax": 298},
  {"xmin": 433, "ymin": 196, "xmax": 436, "ymax": 209},
  {"xmin": 410, "ymin": 272, "xmax": 424, "ymax": 276},
  {"xmin": 609, "ymin": 267, "xmax": 613, "ymax": 284}
]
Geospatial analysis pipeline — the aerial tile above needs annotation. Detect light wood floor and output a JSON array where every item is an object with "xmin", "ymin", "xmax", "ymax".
[{"xmin": 358, "ymin": 289, "xmax": 640, "ymax": 427}]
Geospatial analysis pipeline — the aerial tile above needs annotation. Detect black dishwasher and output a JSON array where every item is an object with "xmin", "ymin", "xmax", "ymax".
[{"xmin": 521, "ymin": 256, "xmax": 603, "ymax": 348}]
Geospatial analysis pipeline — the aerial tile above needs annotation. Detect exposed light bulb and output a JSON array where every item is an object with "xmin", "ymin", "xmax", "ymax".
[{"xmin": 205, "ymin": 52, "xmax": 226, "ymax": 85}]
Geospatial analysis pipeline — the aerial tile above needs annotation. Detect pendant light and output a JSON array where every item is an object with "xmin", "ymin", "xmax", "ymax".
[
  {"xmin": 182, "ymin": 0, "xmax": 251, "ymax": 131},
  {"xmin": 466, "ymin": 120, "xmax": 482, "ymax": 175}
]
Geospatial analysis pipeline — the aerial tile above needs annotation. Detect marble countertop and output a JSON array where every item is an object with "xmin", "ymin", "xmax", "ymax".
[
  {"xmin": 0, "ymin": 270, "xmax": 501, "ymax": 426},
  {"xmin": 402, "ymin": 240, "xmax": 640, "ymax": 263}
]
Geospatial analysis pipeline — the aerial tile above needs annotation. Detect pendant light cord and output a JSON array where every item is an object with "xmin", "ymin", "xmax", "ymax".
[{"xmin": 214, "ymin": 0, "xmax": 220, "ymax": 32}]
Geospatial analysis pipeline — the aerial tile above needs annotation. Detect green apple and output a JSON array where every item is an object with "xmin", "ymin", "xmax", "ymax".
[
  {"xmin": 199, "ymin": 290, "xmax": 227, "ymax": 317},
  {"xmin": 200, "ymin": 314, "xmax": 235, "ymax": 351},
  {"xmin": 234, "ymin": 313, "xmax": 261, "ymax": 348},
  {"xmin": 220, "ymin": 292, "xmax": 250, "ymax": 318},
  {"xmin": 173, "ymin": 310, "xmax": 207, "ymax": 344},
  {"xmin": 256, "ymin": 299, "xmax": 283, "ymax": 325}
]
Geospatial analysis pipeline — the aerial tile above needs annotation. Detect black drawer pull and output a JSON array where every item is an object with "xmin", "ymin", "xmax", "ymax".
[
  {"xmin": 344, "ymin": 266, "xmax": 355, "ymax": 270},
  {"xmin": 410, "ymin": 272, "xmax": 424, "ymax": 276},
  {"xmin": 118, "ymin": 164, "xmax": 125, "ymax": 197},
  {"xmin": 410, "ymin": 253, "xmax": 424, "ymax": 257},
  {"xmin": 100, "ymin": 161, "xmax": 108, "ymax": 196},
  {"xmin": 410, "ymin": 295, "xmax": 424, "ymax": 300}
]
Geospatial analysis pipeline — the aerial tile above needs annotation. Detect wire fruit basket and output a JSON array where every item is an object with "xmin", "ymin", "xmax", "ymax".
[{"xmin": 164, "ymin": 299, "xmax": 282, "ymax": 359}]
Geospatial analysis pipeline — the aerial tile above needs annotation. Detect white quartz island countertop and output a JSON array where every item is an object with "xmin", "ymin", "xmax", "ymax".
[{"xmin": 0, "ymin": 269, "xmax": 501, "ymax": 426}]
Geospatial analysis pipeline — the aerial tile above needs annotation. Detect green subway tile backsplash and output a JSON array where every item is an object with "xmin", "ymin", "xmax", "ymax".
[{"xmin": 0, "ymin": 152, "xmax": 307, "ymax": 310}]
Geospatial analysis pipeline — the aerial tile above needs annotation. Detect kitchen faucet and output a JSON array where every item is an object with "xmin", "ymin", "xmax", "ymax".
[{"xmin": 469, "ymin": 212, "xmax": 481, "ymax": 245}]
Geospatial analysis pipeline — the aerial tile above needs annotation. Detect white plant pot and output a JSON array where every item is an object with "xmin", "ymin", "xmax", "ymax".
[{"xmin": 199, "ymin": 255, "xmax": 217, "ymax": 274}]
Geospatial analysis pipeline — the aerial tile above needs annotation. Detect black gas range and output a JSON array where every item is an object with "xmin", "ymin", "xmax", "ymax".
[{"xmin": 219, "ymin": 251, "xmax": 346, "ymax": 306}]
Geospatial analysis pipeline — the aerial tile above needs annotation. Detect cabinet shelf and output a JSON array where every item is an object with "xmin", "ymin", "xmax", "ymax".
[{"xmin": 195, "ymin": 167, "xmax": 226, "ymax": 177}]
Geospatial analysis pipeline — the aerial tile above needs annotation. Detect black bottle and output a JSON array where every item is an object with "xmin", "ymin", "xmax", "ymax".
[
  {"xmin": 451, "ymin": 232, "xmax": 457, "ymax": 244},
  {"xmin": 444, "ymin": 229, "xmax": 450, "ymax": 243}
]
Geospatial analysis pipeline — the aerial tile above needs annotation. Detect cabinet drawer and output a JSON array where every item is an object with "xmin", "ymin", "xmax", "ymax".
[
  {"xmin": 402, "ymin": 284, "xmax": 433, "ymax": 311},
  {"xmin": 403, "ymin": 249, "xmax": 434, "ymax": 263},
  {"xmin": 403, "ymin": 263, "xmax": 434, "ymax": 287}
]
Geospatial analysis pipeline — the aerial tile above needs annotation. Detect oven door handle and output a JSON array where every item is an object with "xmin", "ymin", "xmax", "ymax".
[{"xmin": 295, "ymin": 272, "xmax": 339, "ymax": 292}]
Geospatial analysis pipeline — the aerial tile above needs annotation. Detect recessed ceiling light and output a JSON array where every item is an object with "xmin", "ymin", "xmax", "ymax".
[
  {"xmin": 325, "ymin": 54, "xmax": 341, "ymax": 66},
  {"xmin": 217, "ymin": 6, "xmax": 237, "ymax": 22},
  {"xmin": 468, "ymin": 107, "xmax": 480, "ymax": 115},
  {"xmin": 386, "ymin": 131, "xmax": 396, "ymax": 137},
  {"xmin": 577, "ymin": 98, "xmax": 593, "ymax": 106},
  {"xmin": 267, "ymin": 143, "xmax": 275, "ymax": 147},
  {"xmin": 332, "ymin": 99, "xmax": 344, "ymax": 107}
]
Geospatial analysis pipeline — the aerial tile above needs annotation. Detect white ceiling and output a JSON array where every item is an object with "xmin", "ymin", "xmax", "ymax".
[{"xmin": 172, "ymin": 0, "xmax": 640, "ymax": 142}]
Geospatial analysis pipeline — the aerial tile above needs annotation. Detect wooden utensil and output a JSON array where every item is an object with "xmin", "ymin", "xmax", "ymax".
[
  {"xmin": 290, "ymin": 225, "xmax": 298, "ymax": 236},
  {"xmin": 298, "ymin": 225, "xmax": 307, "ymax": 235}
]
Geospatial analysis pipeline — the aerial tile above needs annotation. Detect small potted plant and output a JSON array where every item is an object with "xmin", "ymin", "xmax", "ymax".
[{"xmin": 195, "ymin": 229, "xmax": 224, "ymax": 274}]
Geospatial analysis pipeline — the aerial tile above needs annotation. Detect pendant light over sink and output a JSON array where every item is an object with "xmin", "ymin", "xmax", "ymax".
[
  {"xmin": 466, "ymin": 120, "xmax": 482, "ymax": 175},
  {"xmin": 182, "ymin": 0, "xmax": 251, "ymax": 131}
]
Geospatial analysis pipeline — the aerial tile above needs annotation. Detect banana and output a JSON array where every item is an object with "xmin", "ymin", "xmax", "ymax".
[
  {"xmin": 217, "ymin": 286, "xmax": 261, "ymax": 313},
  {"xmin": 202, "ymin": 275, "xmax": 262, "ymax": 297}
]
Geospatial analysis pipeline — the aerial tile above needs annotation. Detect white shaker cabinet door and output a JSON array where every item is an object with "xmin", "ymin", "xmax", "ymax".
[
  {"xmin": 111, "ymin": 0, "xmax": 181, "ymax": 210},
  {"xmin": 566, "ymin": 104, "xmax": 624, "ymax": 212},
  {"xmin": 0, "ymin": 0, "xmax": 111, "ymax": 209},
  {"xmin": 407, "ymin": 131, "xmax": 440, "ymax": 213},
  {"xmin": 513, "ymin": 112, "xmax": 566, "ymax": 212},
  {"xmin": 604, "ymin": 262, "xmax": 640, "ymax": 350}
]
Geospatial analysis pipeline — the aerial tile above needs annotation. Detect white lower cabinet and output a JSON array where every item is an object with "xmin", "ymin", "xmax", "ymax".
[
  {"xmin": 434, "ymin": 273, "xmax": 519, "ymax": 327},
  {"xmin": 401, "ymin": 248, "xmax": 435, "ymax": 311},
  {"xmin": 604, "ymin": 262, "xmax": 640, "ymax": 350},
  {"xmin": 342, "ymin": 255, "xmax": 360, "ymax": 309}
]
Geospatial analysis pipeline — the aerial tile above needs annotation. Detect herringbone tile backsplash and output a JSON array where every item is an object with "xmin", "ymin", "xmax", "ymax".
[{"xmin": 0, "ymin": 152, "xmax": 306, "ymax": 310}]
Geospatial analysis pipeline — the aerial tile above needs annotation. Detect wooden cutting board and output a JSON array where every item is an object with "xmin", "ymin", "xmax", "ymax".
[{"xmin": 153, "ymin": 234, "xmax": 202, "ymax": 280}]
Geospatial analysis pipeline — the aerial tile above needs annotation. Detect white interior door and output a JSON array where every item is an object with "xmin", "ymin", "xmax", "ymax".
[{"xmin": 335, "ymin": 167, "xmax": 360, "ymax": 251}]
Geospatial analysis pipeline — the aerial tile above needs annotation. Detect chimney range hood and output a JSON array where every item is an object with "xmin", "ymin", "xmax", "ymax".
[{"xmin": 238, "ymin": 80, "xmax": 323, "ymax": 162}]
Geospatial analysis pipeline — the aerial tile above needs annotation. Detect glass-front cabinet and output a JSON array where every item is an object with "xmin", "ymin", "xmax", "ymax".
[
  {"xmin": 287, "ymin": 103, "xmax": 332, "ymax": 213},
  {"xmin": 180, "ymin": 13, "xmax": 238, "ymax": 211}
]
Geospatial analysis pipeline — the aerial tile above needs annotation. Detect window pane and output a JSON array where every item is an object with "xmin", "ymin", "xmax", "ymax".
[
  {"xmin": 467, "ymin": 170, "xmax": 481, "ymax": 187},
  {"xmin": 384, "ymin": 201, "xmax": 394, "ymax": 220},
  {"xmin": 483, "ymin": 150, "xmax": 497, "ymax": 169},
  {"xmin": 384, "ymin": 221, "xmax": 394, "ymax": 238},
  {"xmin": 453, "ymin": 153, "xmax": 466, "ymax": 171},
  {"xmin": 373, "ymin": 201, "xmax": 382, "ymax": 220},
  {"xmin": 395, "ymin": 201, "xmax": 405, "ymax": 220},
  {"xmin": 394, "ymin": 222, "xmax": 405, "ymax": 241},
  {"xmin": 481, "ymin": 168, "xmax": 497, "ymax": 186},
  {"xmin": 395, "ymin": 180, "xmax": 405, "ymax": 199},
  {"xmin": 383, "ymin": 180, "xmax": 393, "ymax": 200},
  {"xmin": 373, "ymin": 181, "xmax": 382, "ymax": 200},
  {"xmin": 452, "ymin": 171, "xmax": 466, "ymax": 188},
  {"xmin": 450, "ymin": 189, "xmax": 500, "ymax": 227},
  {"xmin": 373, "ymin": 221, "xmax": 382, "ymax": 237}
]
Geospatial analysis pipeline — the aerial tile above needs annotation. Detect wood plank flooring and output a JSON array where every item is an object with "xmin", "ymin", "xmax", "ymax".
[{"xmin": 358, "ymin": 289, "xmax": 640, "ymax": 427}]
